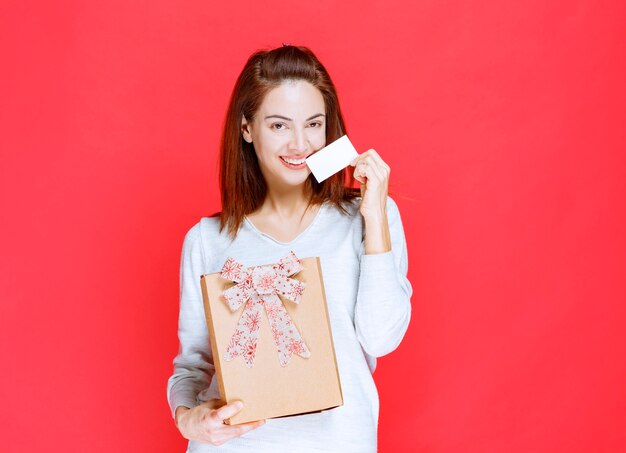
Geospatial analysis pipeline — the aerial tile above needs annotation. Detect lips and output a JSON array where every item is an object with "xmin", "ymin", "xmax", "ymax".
[{"xmin": 279, "ymin": 154, "xmax": 311, "ymax": 169}]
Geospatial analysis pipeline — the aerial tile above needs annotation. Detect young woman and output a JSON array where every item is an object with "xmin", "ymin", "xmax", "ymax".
[{"xmin": 167, "ymin": 44, "xmax": 412, "ymax": 452}]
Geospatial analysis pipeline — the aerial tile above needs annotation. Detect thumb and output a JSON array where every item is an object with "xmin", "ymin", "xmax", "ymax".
[{"xmin": 215, "ymin": 400, "xmax": 244, "ymax": 421}]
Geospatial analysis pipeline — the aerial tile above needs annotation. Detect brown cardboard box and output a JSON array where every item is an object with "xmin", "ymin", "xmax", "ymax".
[{"xmin": 200, "ymin": 253, "xmax": 344, "ymax": 425}]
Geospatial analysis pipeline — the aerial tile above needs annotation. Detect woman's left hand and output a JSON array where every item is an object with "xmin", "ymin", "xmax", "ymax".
[
  {"xmin": 350, "ymin": 149, "xmax": 392, "ymax": 254},
  {"xmin": 350, "ymin": 149, "xmax": 390, "ymax": 221}
]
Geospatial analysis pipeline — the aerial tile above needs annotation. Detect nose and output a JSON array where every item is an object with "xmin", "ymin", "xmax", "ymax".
[{"xmin": 289, "ymin": 127, "xmax": 308, "ymax": 153}]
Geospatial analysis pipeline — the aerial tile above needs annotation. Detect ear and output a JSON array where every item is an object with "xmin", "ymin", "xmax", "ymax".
[{"xmin": 241, "ymin": 115, "xmax": 253, "ymax": 143}]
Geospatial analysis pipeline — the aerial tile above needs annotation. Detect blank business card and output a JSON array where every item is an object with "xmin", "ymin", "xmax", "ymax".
[{"xmin": 306, "ymin": 135, "xmax": 359, "ymax": 183}]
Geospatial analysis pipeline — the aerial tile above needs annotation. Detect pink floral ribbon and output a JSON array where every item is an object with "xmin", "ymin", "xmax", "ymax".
[{"xmin": 219, "ymin": 251, "xmax": 311, "ymax": 368}]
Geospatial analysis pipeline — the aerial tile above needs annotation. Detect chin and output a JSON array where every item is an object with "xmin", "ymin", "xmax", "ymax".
[
  {"xmin": 275, "ymin": 170, "xmax": 311, "ymax": 188},
  {"xmin": 284, "ymin": 175, "xmax": 310, "ymax": 187}
]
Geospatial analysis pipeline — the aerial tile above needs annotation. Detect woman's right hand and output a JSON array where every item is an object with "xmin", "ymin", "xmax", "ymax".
[{"xmin": 175, "ymin": 399, "xmax": 266, "ymax": 446}]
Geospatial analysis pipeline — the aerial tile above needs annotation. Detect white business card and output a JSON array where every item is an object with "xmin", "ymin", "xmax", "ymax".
[{"xmin": 306, "ymin": 135, "xmax": 359, "ymax": 183}]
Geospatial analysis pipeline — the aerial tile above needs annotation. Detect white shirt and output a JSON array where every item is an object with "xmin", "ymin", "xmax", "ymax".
[{"xmin": 167, "ymin": 196, "xmax": 412, "ymax": 452}]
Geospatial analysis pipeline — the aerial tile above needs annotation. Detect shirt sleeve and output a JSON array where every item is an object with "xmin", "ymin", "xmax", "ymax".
[
  {"xmin": 354, "ymin": 196, "xmax": 413, "ymax": 357},
  {"xmin": 166, "ymin": 222, "xmax": 215, "ymax": 419}
]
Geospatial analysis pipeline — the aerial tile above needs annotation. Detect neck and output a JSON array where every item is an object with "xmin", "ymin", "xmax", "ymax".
[{"xmin": 261, "ymin": 181, "xmax": 313, "ymax": 220}]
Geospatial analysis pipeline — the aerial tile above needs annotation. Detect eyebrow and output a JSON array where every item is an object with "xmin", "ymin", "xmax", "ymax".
[{"xmin": 264, "ymin": 113, "xmax": 325, "ymax": 121}]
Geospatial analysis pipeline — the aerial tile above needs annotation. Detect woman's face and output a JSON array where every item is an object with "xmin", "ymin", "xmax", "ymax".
[{"xmin": 242, "ymin": 79, "xmax": 326, "ymax": 190}]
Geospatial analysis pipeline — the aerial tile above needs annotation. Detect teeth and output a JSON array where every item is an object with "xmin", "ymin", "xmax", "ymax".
[{"xmin": 281, "ymin": 156, "xmax": 306, "ymax": 165}]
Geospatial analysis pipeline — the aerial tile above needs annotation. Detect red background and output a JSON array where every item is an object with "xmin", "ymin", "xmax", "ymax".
[{"xmin": 1, "ymin": 1, "xmax": 625, "ymax": 451}]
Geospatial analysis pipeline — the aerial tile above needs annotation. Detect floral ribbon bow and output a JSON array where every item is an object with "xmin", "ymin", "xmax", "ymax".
[{"xmin": 219, "ymin": 251, "xmax": 311, "ymax": 368}]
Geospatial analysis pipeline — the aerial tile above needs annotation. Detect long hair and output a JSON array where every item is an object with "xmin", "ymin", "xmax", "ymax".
[{"xmin": 218, "ymin": 44, "xmax": 358, "ymax": 239}]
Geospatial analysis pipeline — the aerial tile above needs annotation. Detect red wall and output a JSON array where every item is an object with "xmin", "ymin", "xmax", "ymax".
[{"xmin": 2, "ymin": 1, "xmax": 625, "ymax": 451}]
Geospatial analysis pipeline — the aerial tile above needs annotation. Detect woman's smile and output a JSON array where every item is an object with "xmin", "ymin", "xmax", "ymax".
[{"xmin": 279, "ymin": 154, "xmax": 311, "ymax": 169}]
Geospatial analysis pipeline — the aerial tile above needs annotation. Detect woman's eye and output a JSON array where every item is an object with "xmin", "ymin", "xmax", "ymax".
[
  {"xmin": 271, "ymin": 122, "xmax": 287, "ymax": 131},
  {"xmin": 309, "ymin": 122, "xmax": 323, "ymax": 128}
]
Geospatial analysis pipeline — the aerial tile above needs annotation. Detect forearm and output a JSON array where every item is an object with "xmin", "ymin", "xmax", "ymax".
[
  {"xmin": 355, "ymin": 197, "xmax": 413, "ymax": 357},
  {"xmin": 363, "ymin": 211, "xmax": 391, "ymax": 254}
]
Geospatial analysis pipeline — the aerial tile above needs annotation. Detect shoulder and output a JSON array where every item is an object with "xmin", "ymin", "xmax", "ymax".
[
  {"xmin": 332, "ymin": 195, "xmax": 401, "ymax": 219},
  {"xmin": 385, "ymin": 196, "xmax": 401, "ymax": 220},
  {"xmin": 182, "ymin": 221, "xmax": 201, "ymax": 245},
  {"xmin": 323, "ymin": 196, "xmax": 403, "ymax": 240},
  {"xmin": 180, "ymin": 216, "xmax": 231, "ymax": 273},
  {"xmin": 200, "ymin": 215, "xmax": 223, "ymax": 239},
  {"xmin": 181, "ymin": 216, "xmax": 225, "ymax": 249}
]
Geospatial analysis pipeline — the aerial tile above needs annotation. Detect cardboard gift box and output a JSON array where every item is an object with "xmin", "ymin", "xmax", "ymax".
[{"xmin": 200, "ymin": 251, "xmax": 344, "ymax": 425}]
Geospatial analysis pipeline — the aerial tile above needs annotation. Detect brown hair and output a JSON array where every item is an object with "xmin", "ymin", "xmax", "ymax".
[{"xmin": 218, "ymin": 44, "xmax": 358, "ymax": 239}]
